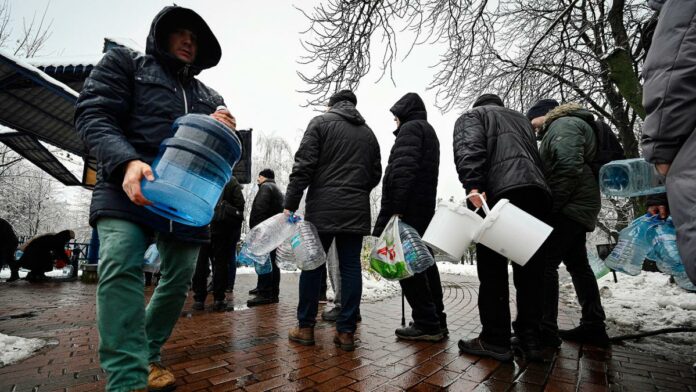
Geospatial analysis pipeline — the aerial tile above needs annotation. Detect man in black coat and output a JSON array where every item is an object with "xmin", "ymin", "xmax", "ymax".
[
  {"xmin": 247, "ymin": 168, "xmax": 285, "ymax": 307},
  {"xmin": 191, "ymin": 177, "xmax": 245, "ymax": 311},
  {"xmin": 1, "ymin": 218, "xmax": 19, "ymax": 282},
  {"xmin": 454, "ymin": 94, "xmax": 552, "ymax": 362},
  {"xmin": 374, "ymin": 92, "xmax": 446, "ymax": 341},
  {"xmin": 285, "ymin": 90, "xmax": 382, "ymax": 351},
  {"xmin": 17, "ymin": 230, "xmax": 75, "ymax": 282},
  {"xmin": 75, "ymin": 6, "xmax": 235, "ymax": 391}
]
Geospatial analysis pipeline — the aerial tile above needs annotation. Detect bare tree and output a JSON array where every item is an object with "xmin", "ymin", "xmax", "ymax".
[{"xmin": 298, "ymin": 0, "xmax": 654, "ymax": 160}]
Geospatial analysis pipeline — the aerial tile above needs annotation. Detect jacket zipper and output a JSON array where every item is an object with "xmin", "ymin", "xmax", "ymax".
[{"xmin": 171, "ymin": 68, "xmax": 190, "ymax": 233}]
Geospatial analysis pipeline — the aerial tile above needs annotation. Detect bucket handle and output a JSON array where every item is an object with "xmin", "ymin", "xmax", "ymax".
[{"xmin": 466, "ymin": 192, "xmax": 491, "ymax": 215}]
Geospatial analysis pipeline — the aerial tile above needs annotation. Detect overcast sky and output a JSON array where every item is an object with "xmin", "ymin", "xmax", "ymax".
[{"xmin": 10, "ymin": 0, "xmax": 467, "ymax": 200}]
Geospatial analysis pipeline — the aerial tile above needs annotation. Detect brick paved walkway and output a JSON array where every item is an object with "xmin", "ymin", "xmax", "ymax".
[{"xmin": 1, "ymin": 273, "xmax": 694, "ymax": 391}]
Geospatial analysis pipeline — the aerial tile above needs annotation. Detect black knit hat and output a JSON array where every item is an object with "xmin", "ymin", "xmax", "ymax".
[
  {"xmin": 328, "ymin": 90, "xmax": 357, "ymax": 107},
  {"xmin": 259, "ymin": 168, "xmax": 275, "ymax": 179},
  {"xmin": 472, "ymin": 93, "xmax": 504, "ymax": 108},
  {"xmin": 526, "ymin": 99, "xmax": 559, "ymax": 120}
]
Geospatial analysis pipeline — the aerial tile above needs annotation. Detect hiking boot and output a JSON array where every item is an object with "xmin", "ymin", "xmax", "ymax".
[
  {"xmin": 334, "ymin": 331, "xmax": 355, "ymax": 351},
  {"xmin": 395, "ymin": 324, "xmax": 444, "ymax": 342},
  {"xmin": 322, "ymin": 306, "xmax": 340, "ymax": 321},
  {"xmin": 213, "ymin": 300, "xmax": 232, "ymax": 312},
  {"xmin": 248, "ymin": 287, "xmax": 259, "ymax": 295},
  {"xmin": 288, "ymin": 326, "xmax": 315, "ymax": 345},
  {"xmin": 458, "ymin": 338, "xmax": 513, "ymax": 362},
  {"xmin": 559, "ymin": 324, "xmax": 610, "ymax": 346},
  {"xmin": 511, "ymin": 332, "xmax": 545, "ymax": 362},
  {"xmin": 191, "ymin": 301, "xmax": 205, "ymax": 311},
  {"xmin": 148, "ymin": 362, "xmax": 176, "ymax": 392},
  {"xmin": 247, "ymin": 295, "xmax": 279, "ymax": 307},
  {"xmin": 539, "ymin": 330, "xmax": 562, "ymax": 348},
  {"xmin": 441, "ymin": 326, "xmax": 450, "ymax": 337}
]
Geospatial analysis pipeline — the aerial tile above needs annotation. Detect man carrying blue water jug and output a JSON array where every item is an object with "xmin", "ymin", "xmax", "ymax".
[
  {"xmin": 454, "ymin": 94, "xmax": 552, "ymax": 362},
  {"xmin": 373, "ymin": 92, "xmax": 447, "ymax": 342},
  {"xmin": 285, "ymin": 90, "xmax": 382, "ymax": 352},
  {"xmin": 642, "ymin": 0, "xmax": 696, "ymax": 287},
  {"xmin": 75, "ymin": 6, "xmax": 235, "ymax": 392},
  {"xmin": 527, "ymin": 99, "xmax": 609, "ymax": 347}
]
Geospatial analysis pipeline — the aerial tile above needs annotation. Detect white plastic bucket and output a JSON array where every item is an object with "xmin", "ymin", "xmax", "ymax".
[
  {"xmin": 422, "ymin": 194, "xmax": 484, "ymax": 259},
  {"xmin": 475, "ymin": 198, "xmax": 553, "ymax": 266}
]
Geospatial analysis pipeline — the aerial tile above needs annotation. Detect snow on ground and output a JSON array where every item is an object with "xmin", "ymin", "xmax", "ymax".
[
  {"xmin": 435, "ymin": 261, "xmax": 512, "ymax": 276},
  {"xmin": 0, "ymin": 333, "xmax": 45, "ymax": 368},
  {"xmin": 0, "ymin": 267, "xmax": 77, "ymax": 279},
  {"xmin": 560, "ymin": 270, "xmax": 696, "ymax": 363}
]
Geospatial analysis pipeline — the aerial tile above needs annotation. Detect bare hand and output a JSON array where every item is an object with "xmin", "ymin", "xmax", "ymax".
[
  {"xmin": 656, "ymin": 163, "xmax": 671, "ymax": 176},
  {"xmin": 283, "ymin": 209, "xmax": 292, "ymax": 216},
  {"xmin": 469, "ymin": 189, "xmax": 486, "ymax": 209},
  {"xmin": 647, "ymin": 205, "xmax": 669, "ymax": 219},
  {"xmin": 211, "ymin": 107, "xmax": 236, "ymax": 130},
  {"xmin": 123, "ymin": 160, "xmax": 154, "ymax": 206}
]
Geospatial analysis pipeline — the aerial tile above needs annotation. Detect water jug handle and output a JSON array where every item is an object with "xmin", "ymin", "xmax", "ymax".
[{"xmin": 466, "ymin": 192, "xmax": 491, "ymax": 215}]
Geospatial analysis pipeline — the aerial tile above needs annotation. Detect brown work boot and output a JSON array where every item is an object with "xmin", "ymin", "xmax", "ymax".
[
  {"xmin": 334, "ymin": 331, "xmax": 355, "ymax": 352},
  {"xmin": 148, "ymin": 362, "xmax": 176, "ymax": 392},
  {"xmin": 288, "ymin": 326, "xmax": 315, "ymax": 345}
]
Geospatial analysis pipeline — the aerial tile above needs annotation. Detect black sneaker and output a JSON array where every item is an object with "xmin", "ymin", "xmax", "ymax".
[
  {"xmin": 248, "ymin": 287, "xmax": 259, "ymax": 295},
  {"xmin": 458, "ymin": 338, "xmax": 513, "ymax": 362},
  {"xmin": 395, "ymin": 324, "xmax": 444, "ymax": 342},
  {"xmin": 539, "ymin": 331, "xmax": 562, "ymax": 348},
  {"xmin": 511, "ymin": 334, "xmax": 545, "ymax": 362},
  {"xmin": 559, "ymin": 324, "xmax": 610, "ymax": 346},
  {"xmin": 441, "ymin": 326, "xmax": 450, "ymax": 337},
  {"xmin": 247, "ymin": 295, "xmax": 279, "ymax": 307},
  {"xmin": 213, "ymin": 300, "xmax": 233, "ymax": 312},
  {"xmin": 192, "ymin": 301, "xmax": 205, "ymax": 311}
]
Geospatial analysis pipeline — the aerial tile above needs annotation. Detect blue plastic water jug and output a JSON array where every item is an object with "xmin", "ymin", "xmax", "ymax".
[
  {"xmin": 604, "ymin": 214, "xmax": 660, "ymax": 275},
  {"xmin": 141, "ymin": 114, "xmax": 242, "ymax": 226},
  {"xmin": 599, "ymin": 158, "xmax": 666, "ymax": 197},
  {"xmin": 399, "ymin": 221, "xmax": 435, "ymax": 274}
]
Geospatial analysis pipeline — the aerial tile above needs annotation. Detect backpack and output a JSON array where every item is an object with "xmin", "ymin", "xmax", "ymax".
[{"xmin": 588, "ymin": 120, "xmax": 626, "ymax": 179}]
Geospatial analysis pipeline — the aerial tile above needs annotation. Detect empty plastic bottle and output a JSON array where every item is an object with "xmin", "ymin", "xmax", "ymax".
[
  {"xmin": 276, "ymin": 239, "xmax": 297, "ymax": 271},
  {"xmin": 604, "ymin": 214, "xmax": 660, "ymax": 276},
  {"xmin": 587, "ymin": 249, "xmax": 610, "ymax": 280},
  {"xmin": 399, "ymin": 221, "xmax": 435, "ymax": 274},
  {"xmin": 246, "ymin": 213, "xmax": 302, "ymax": 255},
  {"xmin": 254, "ymin": 254, "xmax": 272, "ymax": 275},
  {"xmin": 290, "ymin": 221, "xmax": 326, "ymax": 271},
  {"xmin": 143, "ymin": 243, "xmax": 160, "ymax": 273},
  {"xmin": 599, "ymin": 158, "xmax": 666, "ymax": 197},
  {"xmin": 648, "ymin": 218, "xmax": 696, "ymax": 291},
  {"xmin": 238, "ymin": 243, "xmax": 271, "ymax": 274},
  {"xmin": 14, "ymin": 249, "xmax": 23, "ymax": 261}
]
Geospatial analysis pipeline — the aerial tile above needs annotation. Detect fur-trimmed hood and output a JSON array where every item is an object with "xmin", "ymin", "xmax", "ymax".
[{"xmin": 541, "ymin": 103, "xmax": 595, "ymax": 135}]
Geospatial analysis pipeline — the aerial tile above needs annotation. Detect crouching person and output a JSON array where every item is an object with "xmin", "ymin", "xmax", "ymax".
[
  {"xmin": 285, "ymin": 90, "xmax": 382, "ymax": 351},
  {"xmin": 374, "ymin": 92, "xmax": 447, "ymax": 341}
]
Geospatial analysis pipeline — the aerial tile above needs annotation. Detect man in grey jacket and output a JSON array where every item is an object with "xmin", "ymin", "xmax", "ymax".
[{"xmin": 642, "ymin": 0, "xmax": 696, "ymax": 285}]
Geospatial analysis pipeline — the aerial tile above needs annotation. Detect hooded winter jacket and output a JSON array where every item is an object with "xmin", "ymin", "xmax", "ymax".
[
  {"xmin": 249, "ymin": 179, "xmax": 284, "ymax": 229},
  {"xmin": 538, "ymin": 104, "xmax": 600, "ymax": 231},
  {"xmin": 75, "ymin": 6, "xmax": 225, "ymax": 242},
  {"xmin": 642, "ymin": 0, "xmax": 696, "ymax": 284},
  {"xmin": 374, "ymin": 93, "xmax": 439, "ymax": 237},
  {"xmin": 285, "ymin": 100, "xmax": 382, "ymax": 235},
  {"xmin": 453, "ymin": 104, "xmax": 550, "ymax": 202}
]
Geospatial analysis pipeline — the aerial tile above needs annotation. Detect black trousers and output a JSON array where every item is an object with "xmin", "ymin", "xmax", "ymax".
[
  {"xmin": 542, "ymin": 214, "xmax": 606, "ymax": 333},
  {"xmin": 257, "ymin": 250, "xmax": 280, "ymax": 298},
  {"xmin": 476, "ymin": 188, "xmax": 549, "ymax": 346},
  {"xmin": 400, "ymin": 261, "xmax": 447, "ymax": 333},
  {"xmin": 192, "ymin": 228, "xmax": 240, "ymax": 302}
]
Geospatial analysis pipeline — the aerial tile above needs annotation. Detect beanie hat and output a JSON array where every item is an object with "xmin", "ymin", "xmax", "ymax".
[
  {"xmin": 526, "ymin": 99, "xmax": 559, "ymax": 120},
  {"xmin": 259, "ymin": 168, "xmax": 275, "ymax": 179},
  {"xmin": 328, "ymin": 90, "xmax": 357, "ymax": 107},
  {"xmin": 472, "ymin": 93, "xmax": 504, "ymax": 108}
]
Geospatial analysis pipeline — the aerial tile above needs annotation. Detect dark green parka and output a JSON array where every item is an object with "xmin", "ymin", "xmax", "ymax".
[{"xmin": 538, "ymin": 103, "xmax": 600, "ymax": 231}]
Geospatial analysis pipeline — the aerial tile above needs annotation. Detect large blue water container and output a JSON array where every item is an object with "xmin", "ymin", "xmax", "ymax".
[
  {"xmin": 141, "ymin": 114, "xmax": 242, "ymax": 226},
  {"xmin": 599, "ymin": 158, "xmax": 666, "ymax": 197}
]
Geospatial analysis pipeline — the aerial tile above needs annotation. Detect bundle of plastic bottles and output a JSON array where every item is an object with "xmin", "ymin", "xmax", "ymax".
[
  {"xmin": 648, "ymin": 218, "xmax": 696, "ymax": 291},
  {"xmin": 399, "ymin": 221, "xmax": 435, "ymax": 274},
  {"xmin": 274, "ymin": 221, "xmax": 325, "ymax": 271}
]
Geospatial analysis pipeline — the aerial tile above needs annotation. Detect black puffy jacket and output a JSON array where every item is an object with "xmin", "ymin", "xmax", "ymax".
[
  {"xmin": 75, "ymin": 6, "xmax": 225, "ymax": 242},
  {"xmin": 453, "ymin": 104, "xmax": 550, "ymax": 202},
  {"xmin": 285, "ymin": 101, "xmax": 382, "ymax": 235},
  {"xmin": 374, "ymin": 93, "xmax": 439, "ymax": 236},
  {"xmin": 249, "ymin": 179, "xmax": 284, "ymax": 229},
  {"xmin": 211, "ymin": 178, "xmax": 245, "ymax": 235},
  {"xmin": 19, "ymin": 230, "xmax": 73, "ymax": 273}
]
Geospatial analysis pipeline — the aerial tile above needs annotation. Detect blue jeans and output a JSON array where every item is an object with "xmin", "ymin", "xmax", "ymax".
[{"xmin": 297, "ymin": 233, "xmax": 363, "ymax": 333}]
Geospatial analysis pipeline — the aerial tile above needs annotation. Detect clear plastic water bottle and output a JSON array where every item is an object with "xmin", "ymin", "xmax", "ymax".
[
  {"xmin": 254, "ymin": 254, "xmax": 272, "ymax": 275},
  {"xmin": 246, "ymin": 213, "xmax": 301, "ymax": 255},
  {"xmin": 599, "ymin": 158, "xmax": 666, "ymax": 197},
  {"xmin": 399, "ymin": 221, "xmax": 435, "ymax": 274},
  {"xmin": 587, "ymin": 248, "xmax": 610, "ymax": 279},
  {"xmin": 604, "ymin": 214, "xmax": 660, "ymax": 275},
  {"xmin": 673, "ymin": 272, "xmax": 696, "ymax": 292},
  {"xmin": 143, "ymin": 244, "xmax": 161, "ymax": 273},
  {"xmin": 290, "ymin": 221, "xmax": 326, "ymax": 271},
  {"xmin": 238, "ymin": 242, "xmax": 270, "ymax": 273},
  {"xmin": 650, "ymin": 218, "xmax": 678, "ymax": 275},
  {"xmin": 14, "ymin": 249, "xmax": 23, "ymax": 261},
  {"xmin": 276, "ymin": 239, "xmax": 297, "ymax": 271}
]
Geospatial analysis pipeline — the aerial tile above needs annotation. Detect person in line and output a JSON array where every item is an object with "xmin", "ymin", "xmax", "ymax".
[
  {"xmin": 192, "ymin": 177, "xmax": 245, "ymax": 311},
  {"xmin": 1, "ymin": 218, "xmax": 19, "ymax": 282},
  {"xmin": 527, "ymin": 99, "xmax": 609, "ymax": 347},
  {"xmin": 374, "ymin": 92, "xmax": 446, "ymax": 341},
  {"xmin": 247, "ymin": 169, "xmax": 284, "ymax": 307},
  {"xmin": 14, "ymin": 230, "xmax": 74, "ymax": 282},
  {"xmin": 75, "ymin": 6, "xmax": 235, "ymax": 391},
  {"xmin": 285, "ymin": 90, "xmax": 381, "ymax": 351},
  {"xmin": 642, "ymin": 0, "xmax": 696, "ymax": 285},
  {"xmin": 454, "ymin": 94, "xmax": 551, "ymax": 362}
]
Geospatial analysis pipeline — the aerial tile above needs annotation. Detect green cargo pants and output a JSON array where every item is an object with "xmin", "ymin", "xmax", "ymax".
[{"xmin": 96, "ymin": 218, "xmax": 199, "ymax": 391}]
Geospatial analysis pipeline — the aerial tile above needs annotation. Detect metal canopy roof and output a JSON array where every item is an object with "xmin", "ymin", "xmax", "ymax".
[{"xmin": 0, "ymin": 132, "xmax": 80, "ymax": 186}]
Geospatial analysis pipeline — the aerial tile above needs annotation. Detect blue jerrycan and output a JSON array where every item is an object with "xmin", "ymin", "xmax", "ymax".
[{"xmin": 599, "ymin": 158, "xmax": 666, "ymax": 197}]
